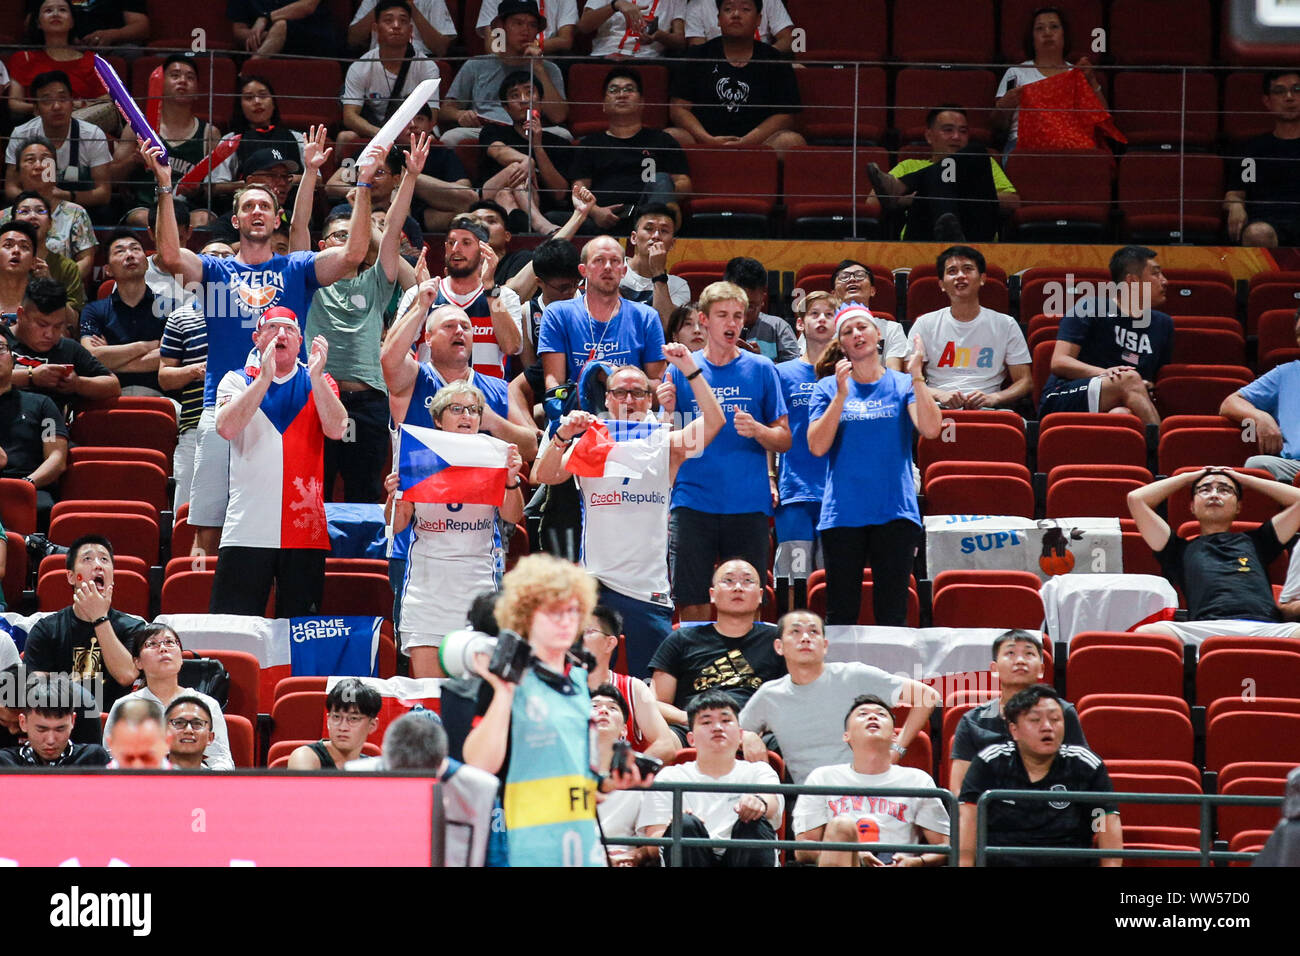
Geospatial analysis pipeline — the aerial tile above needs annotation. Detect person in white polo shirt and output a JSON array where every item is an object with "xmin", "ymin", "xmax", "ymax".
[{"xmin": 909, "ymin": 245, "xmax": 1031, "ymax": 411}]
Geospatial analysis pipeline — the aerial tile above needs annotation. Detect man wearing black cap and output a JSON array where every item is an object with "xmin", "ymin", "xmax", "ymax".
[
  {"xmin": 438, "ymin": 0, "xmax": 569, "ymax": 147},
  {"xmin": 242, "ymin": 146, "xmax": 300, "ymax": 227}
]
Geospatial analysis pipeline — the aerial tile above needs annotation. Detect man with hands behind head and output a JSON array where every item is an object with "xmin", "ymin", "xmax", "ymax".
[
  {"xmin": 210, "ymin": 310, "xmax": 347, "ymax": 618},
  {"xmin": 1128, "ymin": 466, "xmax": 1300, "ymax": 642}
]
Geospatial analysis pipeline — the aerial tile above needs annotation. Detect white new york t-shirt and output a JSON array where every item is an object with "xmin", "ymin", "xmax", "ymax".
[
  {"xmin": 792, "ymin": 763, "xmax": 950, "ymax": 855},
  {"xmin": 911, "ymin": 306, "xmax": 1030, "ymax": 395}
]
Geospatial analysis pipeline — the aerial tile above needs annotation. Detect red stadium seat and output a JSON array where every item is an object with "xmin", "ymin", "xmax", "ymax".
[
  {"xmin": 1168, "ymin": 328, "xmax": 1245, "ymax": 367},
  {"xmin": 1006, "ymin": 150, "xmax": 1113, "ymax": 242},
  {"xmin": 1205, "ymin": 711, "xmax": 1300, "ymax": 773},
  {"xmin": 48, "ymin": 501, "xmax": 158, "ymax": 526},
  {"xmin": 932, "ymin": 569, "xmax": 1041, "ymax": 596},
  {"xmin": 917, "ymin": 423, "xmax": 1025, "ymax": 482},
  {"xmin": 224, "ymin": 714, "xmax": 255, "ymax": 768},
  {"xmin": 319, "ymin": 573, "xmax": 393, "ymax": 619},
  {"xmin": 273, "ymin": 677, "xmax": 329, "ymax": 702},
  {"xmin": 1164, "ymin": 280, "xmax": 1238, "ymax": 319},
  {"xmin": 160, "ymin": 570, "xmax": 216, "ymax": 614},
  {"xmin": 1046, "ymin": 477, "xmax": 1143, "ymax": 519},
  {"xmin": 240, "ymin": 58, "xmax": 343, "ymax": 130},
  {"xmin": 1066, "ymin": 645, "xmax": 1183, "ymax": 699},
  {"xmin": 1036, "ymin": 425, "xmax": 1147, "ymax": 473},
  {"xmin": 1218, "ymin": 762, "xmax": 1296, "ymax": 792},
  {"xmin": 1121, "ymin": 531, "xmax": 1162, "ymax": 575},
  {"xmin": 197, "ymin": 649, "xmax": 261, "ymax": 726},
  {"xmin": 1249, "ymin": 270, "xmax": 1300, "ymax": 290},
  {"xmin": 1019, "ymin": 269, "xmax": 1111, "ymax": 321},
  {"xmin": 1196, "ymin": 649, "xmax": 1300, "ymax": 706},
  {"xmin": 145, "ymin": 0, "xmax": 236, "ymax": 49},
  {"xmin": 1157, "ymin": 426, "xmax": 1257, "ymax": 474},
  {"xmin": 669, "ymin": 260, "xmax": 727, "ymax": 301},
  {"xmin": 783, "ymin": 146, "xmax": 886, "ymax": 239},
  {"xmin": 1206, "ymin": 697, "xmax": 1300, "ymax": 725},
  {"xmin": 1078, "ymin": 706, "xmax": 1194, "ymax": 762},
  {"xmin": 1157, "ymin": 363, "xmax": 1250, "ymax": 384},
  {"xmin": 1046, "ymin": 464, "xmax": 1151, "ymax": 490},
  {"xmin": 931, "ymin": 584, "xmax": 1044, "ymax": 630},
  {"xmin": 68, "ymin": 410, "xmax": 177, "ymax": 461},
  {"xmin": 1257, "ymin": 309, "xmax": 1300, "ymax": 361},
  {"xmin": 1155, "ymin": 377, "xmax": 1245, "ymax": 418},
  {"xmin": 905, "ymin": 276, "xmax": 1009, "ymax": 321},
  {"xmin": 1117, "ymin": 153, "xmax": 1224, "ymax": 244},
  {"xmin": 1262, "ymin": 348, "xmax": 1300, "ymax": 373},
  {"xmin": 68, "ymin": 445, "xmax": 171, "ymax": 476},
  {"xmin": 1248, "ymin": 284, "xmax": 1300, "ymax": 338},
  {"xmin": 924, "ymin": 460, "xmax": 1032, "ymax": 489},
  {"xmin": 1076, "ymin": 693, "xmax": 1189, "ymax": 718},
  {"xmin": 1109, "ymin": 0, "xmax": 1211, "ymax": 65},
  {"xmin": 565, "ymin": 63, "xmax": 668, "ymax": 135},
  {"xmin": 2, "ymin": 532, "xmax": 27, "ymax": 610},
  {"xmin": 1217, "ymin": 777, "xmax": 1286, "ymax": 843},
  {"xmin": 267, "ymin": 739, "xmax": 380, "ymax": 766},
  {"xmin": 164, "ymin": 552, "xmax": 215, "ymax": 578},
  {"xmin": 270, "ymin": 691, "xmax": 328, "ymax": 746},
  {"xmin": 892, "ymin": 2, "xmax": 993, "ymax": 64},
  {"xmin": 0, "ymin": 478, "xmax": 37, "ymax": 536},
  {"xmin": 1040, "ymin": 411, "xmax": 1144, "ymax": 435},
  {"xmin": 797, "ymin": 0, "xmax": 887, "ymax": 61},
  {"xmin": 60, "ymin": 461, "xmax": 170, "ymax": 513},
  {"xmin": 1070, "ymin": 630, "xmax": 1185, "ymax": 657},
  {"xmin": 1110, "ymin": 72, "xmax": 1219, "ymax": 149},
  {"xmin": 1201, "ymin": 635, "xmax": 1300, "ymax": 657},
  {"xmin": 47, "ymin": 513, "xmax": 160, "ymax": 565},
  {"xmin": 796, "ymin": 66, "xmax": 888, "ymax": 143},
  {"xmin": 1110, "ymin": 772, "xmax": 1202, "ymax": 828},
  {"xmin": 924, "ymin": 475, "xmax": 1034, "ymax": 518},
  {"xmin": 38, "ymin": 568, "xmax": 149, "ymax": 617},
  {"xmin": 892, "ymin": 68, "xmax": 998, "ymax": 143},
  {"xmin": 681, "ymin": 146, "xmax": 778, "ymax": 235}
]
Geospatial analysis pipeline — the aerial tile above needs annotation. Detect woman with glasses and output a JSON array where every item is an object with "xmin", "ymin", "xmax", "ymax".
[
  {"xmin": 4, "ymin": 139, "xmax": 97, "ymax": 283},
  {"xmin": 807, "ymin": 306, "xmax": 942, "ymax": 627},
  {"xmin": 103, "ymin": 624, "xmax": 234, "ymax": 770},
  {"xmin": 392, "ymin": 382, "xmax": 525, "ymax": 678},
  {"xmin": 464, "ymin": 552, "xmax": 653, "ymax": 866}
]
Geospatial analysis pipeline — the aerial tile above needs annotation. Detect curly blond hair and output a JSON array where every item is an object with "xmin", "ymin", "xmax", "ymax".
[{"xmin": 495, "ymin": 554, "xmax": 598, "ymax": 639}]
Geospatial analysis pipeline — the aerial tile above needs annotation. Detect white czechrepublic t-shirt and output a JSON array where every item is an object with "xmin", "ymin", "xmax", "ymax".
[
  {"xmin": 791, "ymin": 763, "xmax": 949, "ymax": 854},
  {"xmin": 911, "ymin": 306, "xmax": 1030, "ymax": 395}
]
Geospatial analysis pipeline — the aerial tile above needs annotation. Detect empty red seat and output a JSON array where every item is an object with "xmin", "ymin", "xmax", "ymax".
[
  {"xmin": 1158, "ymin": 427, "xmax": 1257, "ymax": 474},
  {"xmin": 1006, "ymin": 150, "xmax": 1114, "ymax": 242},
  {"xmin": 1077, "ymin": 692, "xmax": 1190, "ymax": 718},
  {"xmin": 1019, "ymin": 270, "xmax": 1111, "ymax": 321},
  {"xmin": 160, "ymin": 570, "xmax": 216, "ymax": 614},
  {"xmin": 1205, "ymin": 711, "xmax": 1300, "ymax": 773},
  {"xmin": 318, "ymin": 573, "xmax": 393, "ymax": 619},
  {"xmin": 68, "ymin": 410, "xmax": 177, "ymax": 461},
  {"xmin": 797, "ymin": 0, "xmax": 887, "ymax": 61},
  {"xmin": 1118, "ymin": 152, "xmax": 1223, "ymax": 244},
  {"xmin": 1217, "ymin": 777, "xmax": 1285, "ymax": 843},
  {"xmin": 197, "ymin": 649, "xmax": 261, "ymax": 726},
  {"xmin": 931, "ymin": 584, "xmax": 1044, "ymax": 629},
  {"xmin": 924, "ymin": 460, "xmax": 1032, "ymax": 489},
  {"xmin": 1046, "ymin": 477, "xmax": 1143, "ymax": 519},
  {"xmin": 892, "ymin": 1, "xmax": 993, "ymax": 63},
  {"xmin": 0, "ymin": 478, "xmax": 37, "ymax": 536},
  {"xmin": 1155, "ymin": 377, "xmax": 1245, "ymax": 418},
  {"xmin": 796, "ymin": 66, "xmax": 887, "ymax": 143},
  {"xmin": 681, "ymin": 146, "xmax": 778, "ymax": 234},
  {"xmin": 60, "ymin": 461, "xmax": 170, "ymax": 513},
  {"xmin": 1037, "ymin": 425, "xmax": 1147, "ymax": 473},
  {"xmin": 47, "ymin": 513, "xmax": 159, "ymax": 565},
  {"xmin": 1078, "ymin": 706, "xmax": 1194, "ymax": 762},
  {"xmin": 1110, "ymin": 772, "xmax": 1202, "ymax": 828},
  {"xmin": 1067, "ymin": 645, "xmax": 1184, "ymax": 699},
  {"xmin": 670, "ymin": 260, "xmax": 727, "ymax": 301},
  {"xmin": 783, "ymin": 146, "xmax": 886, "ymax": 239},
  {"xmin": 1164, "ymin": 280, "xmax": 1239, "ymax": 319},
  {"xmin": 1109, "ymin": 0, "xmax": 1211, "ymax": 65},
  {"xmin": 1111, "ymin": 72, "xmax": 1219, "ymax": 149},
  {"xmin": 924, "ymin": 475, "xmax": 1034, "ymax": 518},
  {"xmin": 917, "ymin": 423, "xmax": 1025, "ymax": 482},
  {"xmin": 145, "ymin": 0, "xmax": 236, "ymax": 48},
  {"xmin": 1248, "ymin": 284, "xmax": 1300, "ymax": 337},
  {"xmin": 1196, "ymin": 649, "xmax": 1300, "ymax": 706}
]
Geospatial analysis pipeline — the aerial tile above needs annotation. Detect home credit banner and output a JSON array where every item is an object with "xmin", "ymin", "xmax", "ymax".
[
  {"xmin": 924, "ymin": 515, "xmax": 1122, "ymax": 581},
  {"xmin": 155, "ymin": 614, "xmax": 380, "ymax": 705},
  {"xmin": 0, "ymin": 772, "xmax": 441, "ymax": 866}
]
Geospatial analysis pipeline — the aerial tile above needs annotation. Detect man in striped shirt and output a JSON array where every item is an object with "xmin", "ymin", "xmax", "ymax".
[{"xmin": 158, "ymin": 239, "xmax": 234, "ymax": 512}]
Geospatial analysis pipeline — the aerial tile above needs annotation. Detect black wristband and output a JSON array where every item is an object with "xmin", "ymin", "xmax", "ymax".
[
  {"xmin": 553, "ymin": 434, "xmax": 573, "ymax": 448},
  {"xmin": 505, "ymin": 479, "xmax": 522, "ymax": 489},
  {"xmin": 90, "ymin": 616, "xmax": 109, "ymax": 627},
  {"xmin": 652, "ymin": 273, "xmax": 669, "ymax": 284},
  {"xmin": 685, "ymin": 368, "xmax": 703, "ymax": 381}
]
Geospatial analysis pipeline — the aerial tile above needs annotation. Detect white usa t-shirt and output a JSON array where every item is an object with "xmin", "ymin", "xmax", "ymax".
[
  {"xmin": 792, "ymin": 763, "xmax": 950, "ymax": 855},
  {"xmin": 911, "ymin": 307, "xmax": 1030, "ymax": 395}
]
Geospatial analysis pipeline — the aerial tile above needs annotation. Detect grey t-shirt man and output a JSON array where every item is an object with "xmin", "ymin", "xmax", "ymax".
[
  {"xmin": 739, "ymin": 661, "xmax": 904, "ymax": 784},
  {"xmin": 304, "ymin": 259, "xmax": 396, "ymax": 391},
  {"xmin": 741, "ymin": 312, "xmax": 800, "ymax": 364},
  {"xmin": 444, "ymin": 55, "xmax": 566, "ymax": 126}
]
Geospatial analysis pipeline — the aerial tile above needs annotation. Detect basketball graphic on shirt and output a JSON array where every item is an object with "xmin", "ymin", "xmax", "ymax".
[
  {"xmin": 1037, "ymin": 523, "xmax": 1082, "ymax": 577},
  {"xmin": 237, "ymin": 282, "xmax": 279, "ymax": 311}
]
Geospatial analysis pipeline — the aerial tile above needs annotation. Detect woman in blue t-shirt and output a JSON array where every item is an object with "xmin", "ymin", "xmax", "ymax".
[{"xmin": 807, "ymin": 306, "xmax": 943, "ymax": 627}]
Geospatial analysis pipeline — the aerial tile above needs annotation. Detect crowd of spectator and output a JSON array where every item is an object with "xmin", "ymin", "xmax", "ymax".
[{"xmin": 1, "ymin": 0, "xmax": 1300, "ymax": 868}]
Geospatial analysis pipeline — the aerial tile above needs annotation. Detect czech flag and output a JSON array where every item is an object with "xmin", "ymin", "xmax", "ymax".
[
  {"xmin": 397, "ymin": 424, "xmax": 509, "ymax": 505},
  {"xmin": 565, "ymin": 419, "xmax": 668, "ymax": 480}
]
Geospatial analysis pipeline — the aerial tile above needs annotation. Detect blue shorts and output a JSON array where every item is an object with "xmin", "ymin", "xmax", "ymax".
[
  {"xmin": 1039, "ymin": 376, "xmax": 1101, "ymax": 415},
  {"xmin": 773, "ymin": 501, "xmax": 822, "ymax": 582}
]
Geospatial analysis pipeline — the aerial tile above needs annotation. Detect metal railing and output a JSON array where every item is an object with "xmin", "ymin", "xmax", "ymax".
[
  {"xmin": 600, "ymin": 780, "xmax": 1284, "ymax": 866},
  {"xmin": 975, "ymin": 789, "xmax": 1284, "ymax": 866},
  {"xmin": 603, "ymin": 779, "xmax": 960, "ymax": 866}
]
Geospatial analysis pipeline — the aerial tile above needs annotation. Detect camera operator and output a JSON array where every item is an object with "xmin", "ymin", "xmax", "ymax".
[{"xmin": 462, "ymin": 553, "xmax": 655, "ymax": 867}]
